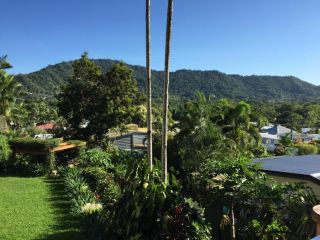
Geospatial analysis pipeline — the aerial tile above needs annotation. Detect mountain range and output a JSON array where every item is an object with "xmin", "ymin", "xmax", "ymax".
[{"xmin": 14, "ymin": 59, "xmax": 320, "ymax": 102}]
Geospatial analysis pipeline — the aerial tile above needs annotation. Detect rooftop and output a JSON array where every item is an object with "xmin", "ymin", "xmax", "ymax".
[
  {"xmin": 36, "ymin": 122, "xmax": 56, "ymax": 130},
  {"xmin": 253, "ymin": 155, "xmax": 320, "ymax": 182},
  {"xmin": 261, "ymin": 124, "xmax": 295, "ymax": 136}
]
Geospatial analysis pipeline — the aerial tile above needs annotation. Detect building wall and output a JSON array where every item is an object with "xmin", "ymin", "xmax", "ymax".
[{"xmin": 269, "ymin": 174, "xmax": 320, "ymax": 195}]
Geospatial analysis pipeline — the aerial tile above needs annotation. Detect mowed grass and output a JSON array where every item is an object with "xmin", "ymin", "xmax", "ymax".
[{"xmin": 0, "ymin": 175, "xmax": 81, "ymax": 240}]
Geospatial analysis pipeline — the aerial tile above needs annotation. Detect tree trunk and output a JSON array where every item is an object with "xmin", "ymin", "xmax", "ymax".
[
  {"xmin": 146, "ymin": 0, "xmax": 153, "ymax": 170},
  {"xmin": 230, "ymin": 202, "xmax": 236, "ymax": 240},
  {"xmin": 161, "ymin": 0, "xmax": 174, "ymax": 183}
]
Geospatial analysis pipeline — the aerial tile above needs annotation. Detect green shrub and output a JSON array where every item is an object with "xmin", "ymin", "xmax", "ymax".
[
  {"xmin": 109, "ymin": 148, "xmax": 143, "ymax": 166},
  {"xmin": 296, "ymin": 144, "xmax": 318, "ymax": 155},
  {"xmin": 3, "ymin": 155, "xmax": 47, "ymax": 176},
  {"xmin": 60, "ymin": 167, "xmax": 96, "ymax": 213},
  {"xmin": 108, "ymin": 159, "xmax": 212, "ymax": 239},
  {"xmin": 0, "ymin": 135, "xmax": 11, "ymax": 161},
  {"xmin": 79, "ymin": 149, "xmax": 112, "ymax": 169},
  {"xmin": 251, "ymin": 144, "xmax": 270, "ymax": 158},
  {"xmin": 24, "ymin": 126, "xmax": 47, "ymax": 137},
  {"xmin": 82, "ymin": 166, "xmax": 119, "ymax": 195},
  {"xmin": 0, "ymin": 135, "xmax": 11, "ymax": 171},
  {"xmin": 79, "ymin": 149, "xmax": 122, "ymax": 215},
  {"xmin": 280, "ymin": 133, "xmax": 292, "ymax": 147},
  {"xmin": 9, "ymin": 137, "xmax": 61, "ymax": 152},
  {"xmin": 61, "ymin": 166, "xmax": 106, "ymax": 240},
  {"xmin": 80, "ymin": 209, "xmax": 105, "ymax": 240},
  {"xmin": 274, "ymin": 144, "xmax": 285, "ymax": 156},
  {"xmin": 102, "ymin": 177, "xmax": 121, "ymax": 209},
  {"xmin": 285, "ymin": 146, "xmax": 299, "ymax": 156}
]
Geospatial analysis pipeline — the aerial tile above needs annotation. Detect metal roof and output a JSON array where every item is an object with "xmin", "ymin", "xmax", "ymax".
[
  {"xmin": 261, "ymin": 124, "xmax": 295, "ymax": 136},
  {"xmin": 253, "ymin": 155, "xmax": 320, "ymax": 181},
  {"xmin": 260, "ymin": 132, "xmax": 278, "ymax": 140}
]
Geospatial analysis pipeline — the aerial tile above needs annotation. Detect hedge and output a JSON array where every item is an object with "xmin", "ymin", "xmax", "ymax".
[
  {"xmin": 9, "ymin": 138, "xmax": 62, "ymax": 152},
  {"xmin": 295, "ymin": 143, "xmax": 318, "ymax": 155}
]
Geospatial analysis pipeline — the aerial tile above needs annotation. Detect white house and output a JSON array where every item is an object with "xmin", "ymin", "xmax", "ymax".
[
  {"xmin": 260, "ymin": 124, "xmax": 295, "ymax": 151},
  {"xmin": 260, "ymin": 124, "xmax": 320, "ymax": 152}
]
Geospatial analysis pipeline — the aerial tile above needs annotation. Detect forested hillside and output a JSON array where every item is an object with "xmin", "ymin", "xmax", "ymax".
[{"xmin": 15, "ymin": 59, "xmax": 320, "ymax": 101}]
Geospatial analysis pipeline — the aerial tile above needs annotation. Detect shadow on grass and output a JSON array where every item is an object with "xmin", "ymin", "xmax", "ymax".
[
  {"xmin": 0, "ymin": 172, "xmax": 38, "ymax": 178},
  {"xmin": 35, "ymin": 177, "xmax": 82, "ymax": 240}
]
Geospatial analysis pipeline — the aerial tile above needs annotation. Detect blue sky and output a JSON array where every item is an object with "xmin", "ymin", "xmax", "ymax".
[{"xmin": 1, "ymin": 0, "xmax": 320, "ymax": 85}]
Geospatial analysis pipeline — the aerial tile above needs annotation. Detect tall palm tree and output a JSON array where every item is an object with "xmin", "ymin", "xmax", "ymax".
[
  {"xmin": 161, "ymin": 0, "xmax": 174, "ymax": 183},
  {"xmin": 146, "ymin": 0, "xmax": 153, "ymax": 169},
  {"xmin": 221, "ymin": 101, "xmax": 261, "ymax": 153},
  {"xmin": 0, "ymin": 55, "xmax": 12, "ymax": 70}
]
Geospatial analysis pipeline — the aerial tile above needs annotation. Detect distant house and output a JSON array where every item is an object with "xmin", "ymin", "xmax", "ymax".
[
  {"xmin": 261, "ymin": 124, "xmax": 295, "ymax": 137},
  {"xmin": 301, "ymin": 127, "xmax": 315, "ymax": 134},
  {"xmin": 109, "ymin": 125, "xmax": 147, "ymax": 151},
  {"xmin": 260, "ymin": 124, "xmax": 295, "ymax": 151},
  {"xmin": 111, "ymin": 132, "xmax": 147, "ymax": 151},
  {"xmin": 36, "ymin": 122, "xmax": 56, "ymax": 132},
  {"xmin": 253, "ymin": 155, "xmax": 320, "ymax": 194},
  {"xmin": 291, "ymin": 133, "xmax": 320, "ymax": 142},
  {"xmin": 260, "ymin": 132, "xmax": 279, "ymax": 151}
]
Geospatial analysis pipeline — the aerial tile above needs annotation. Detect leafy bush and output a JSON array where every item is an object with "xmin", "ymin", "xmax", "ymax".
[
  {"xmin": 0, "ymin": 135, "xmax": 11, "ymax": 161},
  {"xmin": 109, "ymin": 148, "xmax": 143, "ymax": 166},
  {"xmin": 186, "ymin": 155, "xmax": 319, "ymax": 240},
  {"xmin": 24, "ymin": 126, "xmax": 47, "ymax": 137},
  {"xmin": 280, "ymin": 133, "xmax": 292, "ymax": 147},
  {"xmin": 108, "ymin": 159, "xmax": 212, "ymax": 239},
  {"xmin": 274, "ymin": 144, "xmax": 285, "ymax": 156},
  {"xmin": 82, "ymin": 166, "xmax": 120, "ymax": 199},
  {"xmin": 251, "ymin": 144, "xmax": 270, "ymax": 158},
  {"xmin": 0, "ymin": 135, "xmax": 46, "ymax": 176},
  {"xmin": 9, "ymin": 137, "xmax": 62, "ymax": 152},
  {"xmin": 79, "ymin": 149, "xmax": 112, "ymax": 169},
  {"xmin": 60, "ymin": 167, "xmax": 96, "ymax": 212},
  {"xmin": 237, "ymin": 182, "xmax": 319, "ymax": 240},
  {"xmin": 79, "ymin": 148, "xmax": 122, "ymax": 217},
  {"xmin": 249, "ymin": 219, "xmax": 288, "ymax": 240},
  {"xmin": 61, "ymin": 166, "xmax": 106, "ymax": 240},
  {"xmin": 11, "ymin": 155, "xmax": 47, "ymax": 176},
  {"xmin": 285, "ymin": 146, "xmax": 299, "ymax": 156},
  {"xmin": 80, "ymin": 206, "xmax": 105, "ymax": 240},
  {"xmin": 101, "ymin": 177, "xmax": 121, "ymax": 210},
  {"xmin": 296, "ymin": 143, "xmax": 318, "ymax": 155},
  {"xmin": 0, "ymin": 135, "xmax": 11, "ymax": 171}
]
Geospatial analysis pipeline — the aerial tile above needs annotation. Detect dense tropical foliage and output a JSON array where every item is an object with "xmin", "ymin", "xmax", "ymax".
[{"xmin": 2, "ymin": 53, "xmax": 320, "ymax": 240}]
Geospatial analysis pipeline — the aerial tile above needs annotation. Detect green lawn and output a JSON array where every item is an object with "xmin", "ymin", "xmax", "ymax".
[{"xmin": 0, "ymin": 175, "xmax": 81, "ymax": 240}]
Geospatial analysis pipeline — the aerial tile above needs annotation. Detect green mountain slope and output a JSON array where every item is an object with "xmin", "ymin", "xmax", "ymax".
[{"xmin": 14, "ymin": 59, "xmax": 320, "ymax": 101}]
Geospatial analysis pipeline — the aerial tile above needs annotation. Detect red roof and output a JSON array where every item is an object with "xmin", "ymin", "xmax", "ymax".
[{"xmin": 36, "ymin": 123, "xmax": 55, "ymax": 130}]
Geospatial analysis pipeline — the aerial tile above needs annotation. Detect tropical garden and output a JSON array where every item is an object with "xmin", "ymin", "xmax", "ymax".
[{"xmin": 1, "ymin": 1, "xmax": 320, "ymax": 240}]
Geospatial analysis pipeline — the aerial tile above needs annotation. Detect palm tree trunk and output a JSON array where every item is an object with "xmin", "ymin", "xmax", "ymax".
[
  {"xmin": 146, "ymin": 0, "xmax": 153, "ymax": 170},
  {"xmin": 161, "ymin": 0, "xmax": 174, "ymax": 183}
]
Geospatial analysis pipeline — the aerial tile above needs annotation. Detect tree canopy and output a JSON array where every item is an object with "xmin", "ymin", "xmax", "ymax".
[{"xmin": 58, "ymin": 53, "xmax": 143, "ymax": 141}]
